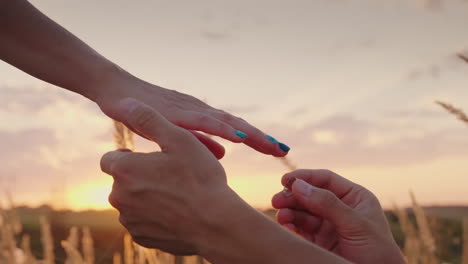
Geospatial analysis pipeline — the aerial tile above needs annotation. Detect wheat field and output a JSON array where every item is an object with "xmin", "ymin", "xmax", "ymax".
[
  {"xmin": 0, "ymin": 95, "xmax": 467, "ymax": 263},
  {"xmin": 0, "ymin": 117, "xmax": 464, "ymax": 264}
]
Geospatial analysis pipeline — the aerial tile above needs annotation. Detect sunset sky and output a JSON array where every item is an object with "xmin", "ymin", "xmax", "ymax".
[{"xmin": 1, "ymin": 0, "xmax": 468, "ymax": 210}]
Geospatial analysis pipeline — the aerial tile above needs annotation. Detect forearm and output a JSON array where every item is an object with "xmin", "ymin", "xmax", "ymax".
[
  {"xmin": 200, "ymin": 189, "xmax": 350, "ymax": 264},
  {"xmin": 0, "ymin": 0, "xmax": 129, "ymax": 101}
]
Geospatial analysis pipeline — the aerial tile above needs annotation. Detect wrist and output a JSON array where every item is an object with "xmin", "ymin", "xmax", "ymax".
[
  {"xmin": 196, "ymin": 188, "xmax": 268, "ymax": 263},
  {"xmin": 84, "ymin": 61, "xmax": 161, "ymax": 107},
  {"xmin": 84, "ymin": 63, "xmax": 133, "ymax": 104}
]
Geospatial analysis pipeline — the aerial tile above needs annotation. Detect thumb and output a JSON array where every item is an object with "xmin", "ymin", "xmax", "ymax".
[
  {"xmin": 291, "ymin": 179, "xmax": 356, "ymax": 228},
  {"xmin": 101, "ymin": 97, "xmax": 189, "ymax": 151}
]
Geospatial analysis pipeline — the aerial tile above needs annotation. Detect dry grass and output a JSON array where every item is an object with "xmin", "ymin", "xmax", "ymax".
[
  {"xmin": 410, "ymin": 191, "xmax": 438, "ymax": 264},
  {"xmin": 278, "ymin": 156, "xmax": 297, "ymax": 171},
  {"xmin": 113, "ymin": 252, "xmax": 122, "ymax": 264},
  {"xmin": 83, "ymin": 227, "xmax": 95, "ymax": 264},
  {"xmin": 393, "ymin": 192, "xmax": 439, "ymax": 264},
  {"xmin": 458, "ymin": 53, "xmax": 468, "ymax": 64},
  {"xmin": 394, "ymin": 203, "xmax": 421, "ymax": 263},
  {"xmin": 463, "ymin": 217, "xmax": 468, "ymax": 264},
  {"xmin": 0, "ymin": 117, "xmax": 466, "ymax": 263},
  {"xmin": 113, "ymin": 121, "xmax": 135, "ymax": 150},
  {"xmin": 40, "ymin": 216, "xmax": 55, "ymax": 264},
  {"xmin": 436, "ymin": 101, "xmax": 468, "ymax": 125}
]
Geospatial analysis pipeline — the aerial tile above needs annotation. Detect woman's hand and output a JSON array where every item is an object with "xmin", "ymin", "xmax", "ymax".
[
  {"xmin": 271, "ymin": 169, "xmax": 406, "ymax": 264},
  {"xmin": 99, "ymin": 97, "xmax": 234, "ymax": 255},
  {"xmin": 97, "ymin": 74, "xmax": 290, "ymax": 158},
  {"xmin": 0, "ymin": 0, "xmax": 289, "ymax": 158}
]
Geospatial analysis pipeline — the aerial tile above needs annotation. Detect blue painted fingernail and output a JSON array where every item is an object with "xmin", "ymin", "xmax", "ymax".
[
  {"xmin": 266, "ymin": 135, "xmax": 279, "ymax": 144},
  {"xmin": 279, "ymin": 142, "xmax": 290, "ymax": 152},
  {"xmin": 235, "ymin": 130, "xmax": 248, "ymax": 139}
]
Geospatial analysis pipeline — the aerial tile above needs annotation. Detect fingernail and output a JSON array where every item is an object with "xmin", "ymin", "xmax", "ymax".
[
  {"xmin": 279, "ymin": 142, "xmax": 290, "ymax": 152},
  {"xmin": 282, "ymin": 187, "xmax": 294, "ymax": 197},
  {"xmin": 266, "ymin": 135, "xmax": 279, "ymax": 144},
  {"xmin": 119, "ymin": 98, "xmax": 141, "ymax": 113},
  {"xmin": 235, "ymin": 130, "xmax": 248, "ymax": 139},
  {"xmin": 294, "ymin": 179, "xmax": 313, "ymax": 197},
  {"xmin": 285, "ymin": 178, "xmax": 296, "ymax": 190}
]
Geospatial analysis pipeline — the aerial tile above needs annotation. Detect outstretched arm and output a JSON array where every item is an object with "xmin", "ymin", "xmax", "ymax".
[
  {"xmin": 0, "ymin": 0, "xmax": 289, "ymax": 157},
  {"xmin": 0, "ymin": 0, "xmax": 118, "ymax": 101}
]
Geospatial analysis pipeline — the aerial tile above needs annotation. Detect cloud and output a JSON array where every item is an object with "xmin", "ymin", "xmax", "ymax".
[
  {"xmin": 223, "ymin": 113, "xmax": 468, "ymax": 171},
  {"xmin": 0, "ymin": 128, "xmax": 57, "ymax": 165},
  {"xmin": 200, "ymin": 31, "xmax": 231, "ymax": 41},
  {"xmin": 0, "ymin": 85, "xmax": 82, "ymax": 113},
  {"xmin": 286, "ymin": 106, "xmax": 310, "ymax": 118},
  {"xmin": 405, "ymin": 54, "xmax": 467, "ymax": 81}
]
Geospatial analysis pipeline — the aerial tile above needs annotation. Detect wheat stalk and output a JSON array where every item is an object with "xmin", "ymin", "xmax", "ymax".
[
  {"xmin": 174, "ymin": 255, "xmax": 185, "ymax": 264},
  {"xmin": 463, "ymin": 217, "xmax": 468, "ymax": 264},
  {"xmin": 135, "ymin": 242, "xmax": 146, "ymax": 264},
  {"xmin": 278, "ymin": 157, "xmax": 297, "ymax": 171},
  {"xmin": 62, "ymin": 240, "xmax": 84, "ymax": 264},
  {"xmin": 143, "ymin": 248, "xmax": 159, "ymax": 264},
  {"xmin": 21, "ymin": 234, "xmax": 37, "ymax": 264},
  {"xmin": 82, "ymin": 227, "xmax": 95, "ymax": 264},
  {"xmin": 113, "ymin": 121, "xmax": 135, "ymax": 150},
  {"xmin": 65, "ymin": 227, "xmax": 79, "ymax": 264},
  {"xmin": 1, "ymin": 224, "xmax": 17, "ymax": 264},
  {"xmin": 123, "ymin": 233, "xmax": 134, "ymax": 264},
  {"xmin": 458, "ymin": 53, "xmax": 468, "ymax": 64},
  {"xmin": 435, "ymin": 101, "xmax": 468, "ymax": 125},
  {"xmin": 393, "ymin": 204, "xmax": 420, "ymax": 264},
  {"xmin": 6, "ymin": 191, "xmax": 22, "ymax": 234},
  {"xmin": 113, "ymin": 252, "xmax": 123, "ymax": 264},
  {"xmin": 410, "ymin": 191, "xmax": 438, "ymax": 264},
  {"xmin": 40, "ymin": 215, "xmax": 55, "ymax": 264}
]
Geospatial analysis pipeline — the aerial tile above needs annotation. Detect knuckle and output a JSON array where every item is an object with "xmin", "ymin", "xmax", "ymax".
[
  {"xmin": 108, "ymin": 192, "xmax": 123, "ymax": 209},
  {"xmin": 131, "ymin": 106, "xmax": 156, "ymax": 130},
  {"xmin": 119, "ymin": 214, "xmax": 138, "ymax": 229},
  {"xmin": 317, "ymin": 190, "xmax": 339, "ymax": 209},
  {"xmin": 111, "ymin": 160, "xmax": 132, "ymax": 176},
  {"xmin": 99, "ymin": 153, "xmax": 110, "ymax": 173},
  {"xmin": 118, "ymin": 214, "xmax": 129, "ymax": 227},
  {"xmin": 318, "ymin": 169, "xmax": 335, "ymax": 177},
  {"xmin": 219, "ymin": 112, "xmax": 235, "ymax": 123},
  {"xmin": 196, "ymin": 115, "xmax": 211, "ymax": 124}
]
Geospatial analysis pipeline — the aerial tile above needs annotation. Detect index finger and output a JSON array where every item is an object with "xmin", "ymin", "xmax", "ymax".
[
  {"xmin": 281, "ymin": 169, "xmax": 357, "ymax": 198},
  {"xmin": 100, "ymin": 150, "xmax": 133, "ymax": 177}
]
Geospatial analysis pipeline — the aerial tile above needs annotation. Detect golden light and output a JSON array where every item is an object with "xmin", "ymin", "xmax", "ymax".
[{"xmin": 67, "ymin": 178, "xmax": 113, "ymax": 210}]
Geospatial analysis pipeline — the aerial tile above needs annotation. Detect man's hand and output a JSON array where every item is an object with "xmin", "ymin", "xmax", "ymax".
[
  {"xmin": 271, "ymin": 169, "xmax": 406, "ymax": 264},
  {"xmin": 100, "ymin": 98, "xmax": 233, "ymax": 255}
]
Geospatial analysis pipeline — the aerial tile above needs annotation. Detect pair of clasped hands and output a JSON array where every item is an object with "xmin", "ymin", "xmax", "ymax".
[{"xmin": 100, "ymin": 98, "xmax": 405, "ymax": 264}]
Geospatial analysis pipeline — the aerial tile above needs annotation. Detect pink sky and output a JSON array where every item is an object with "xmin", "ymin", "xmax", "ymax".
[{"xmin": 1, "ymin": 0, "xmax": 468, "ymax": 210}]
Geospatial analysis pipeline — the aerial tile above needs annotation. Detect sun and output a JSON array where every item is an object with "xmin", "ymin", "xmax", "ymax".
[{"xmin": 67, "ymin": 178, "xmax": 113, "ymax": 210}]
